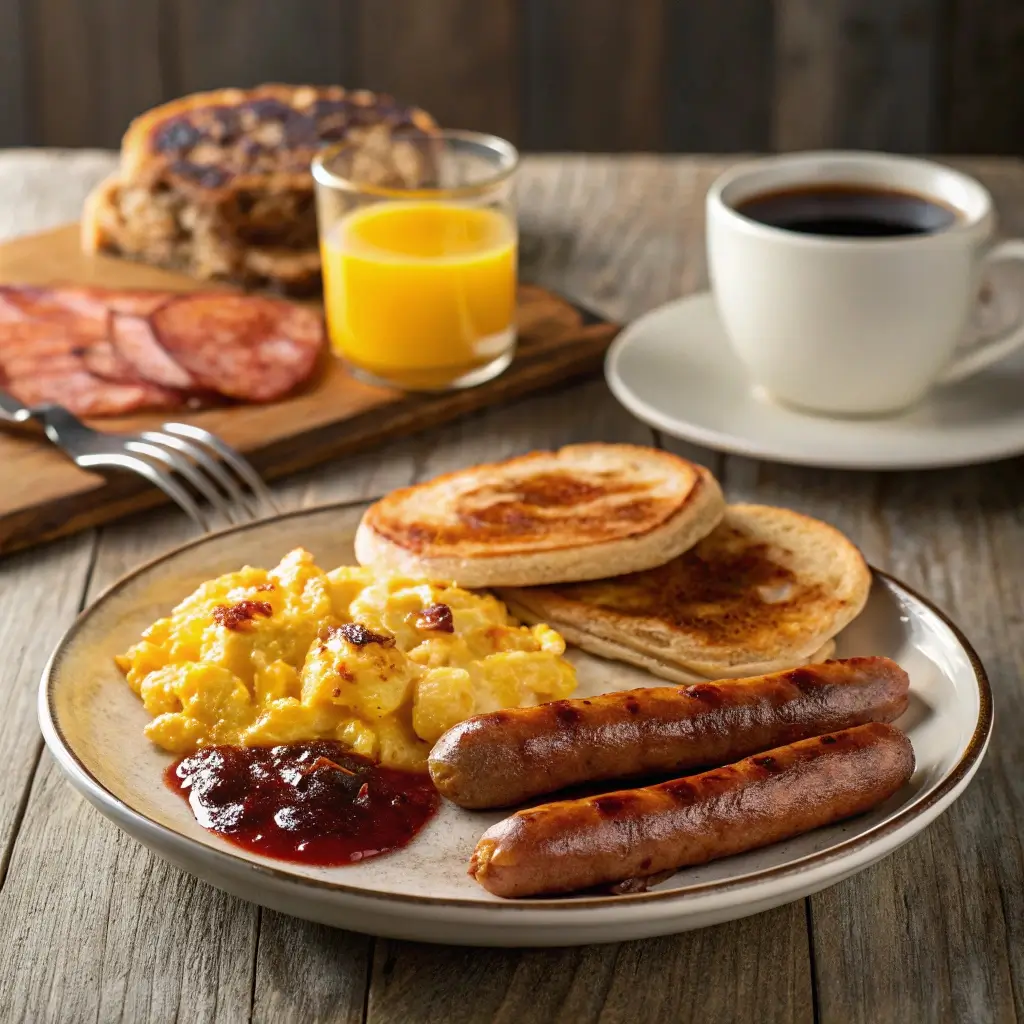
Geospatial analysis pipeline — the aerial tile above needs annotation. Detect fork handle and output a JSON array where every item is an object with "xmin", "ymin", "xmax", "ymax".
[{"xmin": 0, "ymin": 387, "xmax": 35, "ymax": 424}]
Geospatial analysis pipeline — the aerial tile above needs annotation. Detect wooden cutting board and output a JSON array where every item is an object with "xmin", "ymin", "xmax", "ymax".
[{"xmin": 0, "ymin": 225, "xmax": 619, "ymax": 556}]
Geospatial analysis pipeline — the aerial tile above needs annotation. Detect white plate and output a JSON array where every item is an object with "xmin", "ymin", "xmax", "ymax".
[
  {"xmin": 605, "ymin": 290, "xmax": 1024, "ymax": 469},
  {"xmin": 39, "ymin": 503, "xmax": 992, "ymax": 947}
]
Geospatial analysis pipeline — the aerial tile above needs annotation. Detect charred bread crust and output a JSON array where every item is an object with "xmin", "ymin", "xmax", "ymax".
[{"xmin": 119, "ymin": 83, "xmax": 437, "ymax": 194}]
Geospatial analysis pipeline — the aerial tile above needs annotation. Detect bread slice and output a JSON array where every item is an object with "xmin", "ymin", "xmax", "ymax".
[
  {"xmin": 354, "ymin": 444, "xmax": 725, "ymax": 588},
  {"xmin": 82, "ymin": 84, "xmax": 437, "ymax": 293},
  {"xmin": 499, "ymin": 504, "xmax": 870, "ymax": 680}
]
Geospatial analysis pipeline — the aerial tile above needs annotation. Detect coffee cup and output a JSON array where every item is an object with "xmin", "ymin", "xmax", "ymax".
[{"xmin": 706, "ymin": 151, "xmax": 1024, "ymax": 416}]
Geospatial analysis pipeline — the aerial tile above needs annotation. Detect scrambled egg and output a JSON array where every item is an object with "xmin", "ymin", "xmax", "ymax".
[{"xmin": 116, "ymin": 548, "xmax": 576, "ymax": 770}]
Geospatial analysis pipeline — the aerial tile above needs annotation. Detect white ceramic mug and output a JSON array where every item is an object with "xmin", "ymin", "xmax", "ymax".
[{"xmin": 706, "ymin": 151, "xmax": 1024, "ymax": 416}]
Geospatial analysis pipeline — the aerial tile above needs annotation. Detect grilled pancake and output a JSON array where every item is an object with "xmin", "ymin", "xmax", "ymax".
[
  {"xmin": 499, "ymin": 504, "xmax": 870, "ymax": 681},
  {"xmin": 354, "ymin": 444, "xmax": 725, "ymax": 588}
]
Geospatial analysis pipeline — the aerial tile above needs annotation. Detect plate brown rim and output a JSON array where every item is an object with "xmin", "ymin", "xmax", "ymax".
[{"xmin": 40, "ymin": 497, "xmax": 994, "ymax": 912}]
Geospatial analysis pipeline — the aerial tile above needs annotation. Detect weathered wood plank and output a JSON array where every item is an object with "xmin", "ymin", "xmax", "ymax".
[
  {"xmin": 665, "ymin": 0, "xmax": 774, "ymax": 152},
  {"xmin": 367, "ymin": 906, "xmax": 812, "ymax": 1023},
  {"xmin": 170, "ymin": 0, "xmax": 353, "ymax": 95},
  {"xmin": 11, "ymin": 3, "xmax": 1024, "ymax": 155},
  {"xmin": 0, "ymin": 535, "xmax": 95, "ymax": 878},
  {"xmin": 944, "ymin": 0, "xmax": 1024, "ymax": 155},
  {"xmin": 27, "ymin": 0, "xmax": 163, "ymax": 147},
  {"xmin": 773, "ymin": 0, "xmax": 841, "ymax": 151},
  {"xmin": 0, "ymin": 0, "xmax": 28, "ymax": 146},
  {"xmin": 832, "ymin": 0, "xmax": 943, "ymax": 153},
  {"xmin": 809, "ymin": 465, "xmax": 1024, "ymax": 1024},
  {"xmin": 252, "ymin": 912, "xmax": 370, "ymax": 1024},
  {"xmin": 0, "ymin": 757, "xmax": 258, "ymax": 1022},
  {"xmin": 0, "ymin": 753, "xmax": 258, "ymax": 1023},
  {"xmin": 522, "ymin": 0, "xmax": 666, "ymax": 151},
  {"xmin": 0, "ymin": 149, "xmax": 116, "ymax": 242},
  {"xmin": 773, "ymin": 0, "xmax": 943, "ymax": 152},
  {"xmin": 0, "ymin": 510, "xmax": 261, "ymax": 1024},
  {"xmin": 354, "ymin": 0, "xmax": 520, "ymax": 143}
]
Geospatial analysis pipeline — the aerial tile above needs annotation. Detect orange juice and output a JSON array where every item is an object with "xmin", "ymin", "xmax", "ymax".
[{"xmin": 321, "ymin": 201, "xmax": 517, "ymax": 388}]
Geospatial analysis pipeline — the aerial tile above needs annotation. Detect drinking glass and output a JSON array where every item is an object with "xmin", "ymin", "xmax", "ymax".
[{"xmin": 313, "ymin": 129, "xmax": 519, "ymax": 391}]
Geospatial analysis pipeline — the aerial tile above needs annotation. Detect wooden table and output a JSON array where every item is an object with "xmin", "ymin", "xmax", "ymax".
[{"xmin": 0, "ymin": 150, "xmax": 1021, "ymax": 1024}]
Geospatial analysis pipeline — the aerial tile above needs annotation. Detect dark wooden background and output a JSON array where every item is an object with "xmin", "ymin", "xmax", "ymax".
[{"xmin": 3, "ymin": 0, "xmax": 1023, "ymax": 154}]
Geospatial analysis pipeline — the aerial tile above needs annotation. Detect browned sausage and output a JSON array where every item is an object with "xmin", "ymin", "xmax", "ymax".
[
  {"xmin": 430, "ymin": 657, "xmax": 909, "ymax": 808},
  {"xmin": 469, "ymin": 721, "xmax": 914, "ymax": 898}
]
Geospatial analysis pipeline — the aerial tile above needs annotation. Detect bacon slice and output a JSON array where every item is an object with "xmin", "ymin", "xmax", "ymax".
[{"xmin": 151, "ymin": 293, "xmax": 323, "ymax": 401}]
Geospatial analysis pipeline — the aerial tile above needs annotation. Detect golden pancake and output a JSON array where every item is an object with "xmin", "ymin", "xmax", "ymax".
[
  {"xmin": 354, "ymin": 444, "xmax": 725, "ymax": 588},
  {"xmin": 500, "ymin": 504, "xmax": 870, "ymax": 680}
]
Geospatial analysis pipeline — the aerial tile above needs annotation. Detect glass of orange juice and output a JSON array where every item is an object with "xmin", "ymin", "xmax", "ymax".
[{"xmin": 312, "ymin": 129, "xmax": 518, "ymax": 391}]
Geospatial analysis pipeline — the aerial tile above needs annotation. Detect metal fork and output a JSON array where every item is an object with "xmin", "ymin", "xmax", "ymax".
[{"xmin": 0, "ymin": 389, "xmax": 278, "ymax": 531}]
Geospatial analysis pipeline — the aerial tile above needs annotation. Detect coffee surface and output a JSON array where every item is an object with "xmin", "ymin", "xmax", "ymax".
[{"xmin": 735, "ymin": 184, "xmax": 958, "ymax": 238}]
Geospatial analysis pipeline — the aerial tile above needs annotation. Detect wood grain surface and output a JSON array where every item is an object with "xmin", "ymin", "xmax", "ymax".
[
  {"xmin": 0, "ymin": 223, "xmax": 617, "ymax": 556},
  {"xmin": 8, "ymin": 0, "xmax": 1024, "ymax": 155},
  {"xmin": 355, "ymin": 0, "xmax": 521, "ymax": 143},
  {"xmin": 666, "ymin": 0, "xmax": 775, "ymax": 152},
  {"xmin": 0, "ymin": 151, "xmax": 1022, "ymax": 1023},
  {"xmin": 171, "ymin": 0, "xmax": 355, "ymax": 97},
  {"xmin": 28, "ymin": 0, "xmax": 164, "ymax": 149},
  {"xmin": 523, "ymin": 0, "xmax": 667, "ymax": 152}
]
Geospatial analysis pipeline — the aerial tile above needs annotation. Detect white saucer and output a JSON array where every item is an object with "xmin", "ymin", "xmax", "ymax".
[{"xmin": 605, "ymin": 291, "xmax": 1024, "ymax": 470}]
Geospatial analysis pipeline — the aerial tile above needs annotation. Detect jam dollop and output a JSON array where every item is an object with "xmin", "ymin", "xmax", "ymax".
[{"xmin": 167, "ymin": 740, "xmax": 439, "ymax": 865}]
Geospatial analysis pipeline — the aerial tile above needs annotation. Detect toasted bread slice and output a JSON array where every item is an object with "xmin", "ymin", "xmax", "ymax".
[
  {"xmin": 354, "ymin": 444, "xmax": 725, "ymax": 588},
  {"xmin": 499, "ymin": 504, "xmax": 870, "ymax": 680}
]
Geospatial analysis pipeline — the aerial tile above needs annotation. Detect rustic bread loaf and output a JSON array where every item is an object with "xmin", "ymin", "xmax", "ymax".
[{"xmin": 82, "ymin": 84, "xmax": 438, "ymax": 293}]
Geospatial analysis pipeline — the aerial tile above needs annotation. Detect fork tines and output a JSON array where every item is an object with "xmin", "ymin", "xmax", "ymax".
[{"xmin": 128, "ymin": 423, "xmax": 279, "ymax": 528}]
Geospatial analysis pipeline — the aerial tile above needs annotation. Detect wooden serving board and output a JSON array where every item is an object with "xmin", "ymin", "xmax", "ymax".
[{"xmin": 0, "ymin": 225, "xmax": 619, "ymax": 556}]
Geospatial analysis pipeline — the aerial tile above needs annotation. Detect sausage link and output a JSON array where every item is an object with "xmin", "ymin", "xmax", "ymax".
[
  {"xmin": 430, "ymin": 657, "xmax": 909, "ymax": 808},
  {"xmin": 470, "ymin": 721, "xmax": 914, "ymax": 898}
]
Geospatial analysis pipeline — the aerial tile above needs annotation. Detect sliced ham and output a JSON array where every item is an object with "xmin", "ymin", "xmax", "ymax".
[
  {"xmin": 110, "ymin": 313, "xmax": 197, "ymax": 389},
  {"xmin": 11, "ymin": 370, "xmax": 185, "ymax": 416},
  {"xmin": 0, "ymin": 285, "xmax": 109, "ymax": 325},
  {"xmin": 0, "ymin": 283, "xmax": 325, "ymax": 416},
  {"xmin": 99, "ymin": 291, "xmax": 174, "ymax": 317},
  {"xmin": 151, "ymin": 294, "xmax": 323, "ymax": 401}
]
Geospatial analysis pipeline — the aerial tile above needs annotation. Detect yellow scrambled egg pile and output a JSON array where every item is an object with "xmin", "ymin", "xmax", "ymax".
[{"xmin": 116, "ymin": 548, "xmax": 576, "ymax": 770}]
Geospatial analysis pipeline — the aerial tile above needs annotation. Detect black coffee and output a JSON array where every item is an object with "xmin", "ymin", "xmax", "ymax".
[{"xmin": 734, "ymin": 184, "xmax": 958, "ymax": 238}]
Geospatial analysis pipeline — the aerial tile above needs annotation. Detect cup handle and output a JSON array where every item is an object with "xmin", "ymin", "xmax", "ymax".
[{"xmin": 938, "ymin": 239, "xmax": 1024, "ymax": 385}]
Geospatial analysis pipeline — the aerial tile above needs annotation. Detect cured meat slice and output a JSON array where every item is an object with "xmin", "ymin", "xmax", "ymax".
[
  {"xmin": 0, "ymin": 319, "xmax": 97, "ymax": 377},
  {"xmin": 1, "ymin": 285, "xmax": 168, "ymax": 320},
  {"xmin": 9, "ymin": 370, "xmax": 184, "ymax": 416},
  {"xmin": 110, "ymin": 313, "xmax": 196, "ymax": 389},
  {"xmin": 0, "ymin": 293, "xmax": 185, "ymax": 415},
  {"xmin": 98, "ymin": 291, "xmax": 173, "ymax": 317},
  {"xmin": 0, "ymin": 285, "xmax": 110, "ymax": 326},
  {"xmin": 81, "ymin": 337, "xmax": 147, "ymax": 384},
  {"xmin": 0, "ymin": 282, "xmax": 323, "ymax": 415},
  {"xmin": 0, "ymin": 286, "xmax": 113, "ymax": 323},
  {"xmin": 151, "ymin": 293, "xmax": 323, "ymax": 401}
]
